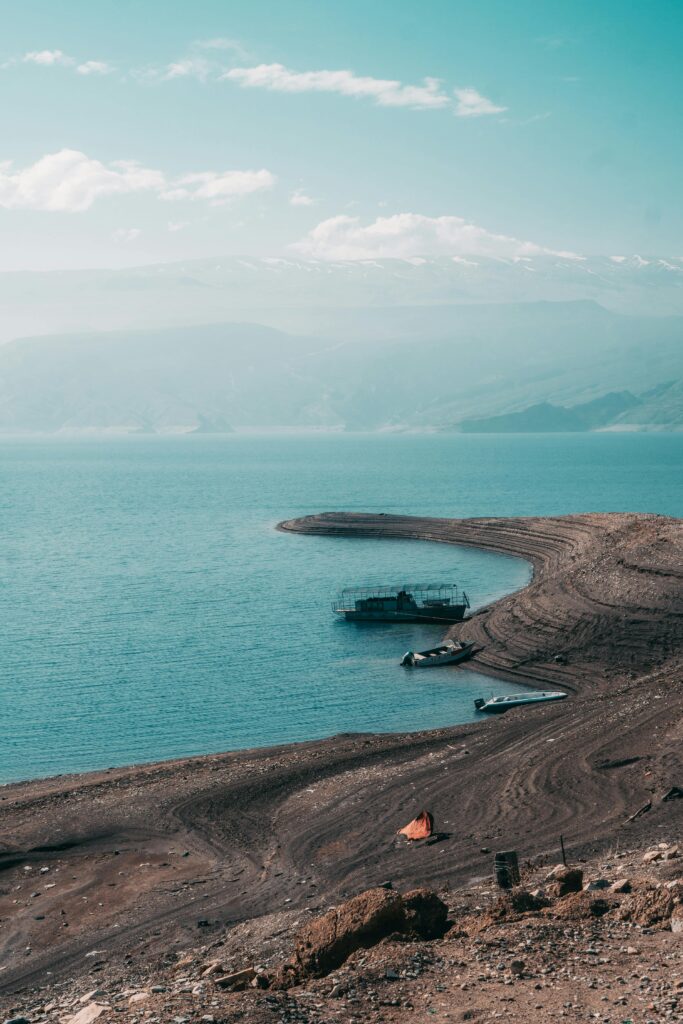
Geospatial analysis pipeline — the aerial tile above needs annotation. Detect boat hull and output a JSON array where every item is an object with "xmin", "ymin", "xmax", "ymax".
[
  {"xmin": 402, "ymin": 642, "xmax": 474, "ymax": 667},
  {"xmin": 339, "ymin": 606, "xmax": 469, "ymax": 624},
  {"xmin": 474, "ymin": 692, "xmax": 567, "ymax": 714}
]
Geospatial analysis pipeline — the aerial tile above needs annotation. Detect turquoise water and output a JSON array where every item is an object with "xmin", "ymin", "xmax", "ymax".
[{"xmin": 1, "ymin": 432, "xmax": 681, "ymax": 784}]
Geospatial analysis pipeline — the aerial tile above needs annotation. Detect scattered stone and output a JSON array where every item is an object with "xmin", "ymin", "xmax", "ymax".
[
  {"xmin": 128, "ymin": 992, "xmax": 149, "ymax": 1005},
  {"xmin": 63, "ymin": 1004, "xmax": 107, "ymax": 1024},
  {"xmin": 214, "ymin": 967, "xmax": 256, "ymax": 991},
  {"xmin": 642, "ymin": 850, "xmax": 662, "ymax": 863},
  {"xmin": 609, "ymin": 878, "xmax": 632, "ymax": 894},
  {"xmin": 78, "ymin": 991, "xmax": 104, "ymax": 1005}
]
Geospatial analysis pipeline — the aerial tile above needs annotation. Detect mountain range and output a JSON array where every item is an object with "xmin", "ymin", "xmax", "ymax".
[
  {"xmin": 2, "ymin": 254, "xmax": 683, "ymax": 345},
  {"xmin": 0, "ymin": 298, "xmax": 680, "ymax": 433}
]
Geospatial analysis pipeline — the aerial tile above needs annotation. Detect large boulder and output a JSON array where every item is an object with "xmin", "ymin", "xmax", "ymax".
[
  {"xmin": 402, "ymin": 888, "xmax": 449, "ymax": 939},
  {"xmin": 617, "ymin": 886, "xmax": 674, "ymax": 929},
  {"xmin": 545, "ymin": 866, "xmax": 584, "ymax": 898},
  {"xmin": 293, "ymin": 887, "xmax": 406, "ymax": 977}
]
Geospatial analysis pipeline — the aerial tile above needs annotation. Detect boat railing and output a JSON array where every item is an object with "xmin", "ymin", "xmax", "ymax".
[{"xmin": 332, "ymin": 583, "xmax": 469, "ymax": 613}]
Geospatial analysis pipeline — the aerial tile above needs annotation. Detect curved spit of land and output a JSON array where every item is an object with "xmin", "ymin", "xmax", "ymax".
[{"xmin": 0, "ymin": 511, "xmax": 681, "ymax": 997}]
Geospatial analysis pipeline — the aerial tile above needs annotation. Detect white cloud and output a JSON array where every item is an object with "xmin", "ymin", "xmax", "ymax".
[
  {"xmin": 113, "ymin": 227, "xmax": 141, "ymax": 242},
  {"xmin": 161, "ymin": 168, "xmax": 275, "ymax": 204},
  {"xmin": 454, "ymin": 87, "xmax": 506, "ymax": 117},
  {"xmin": 76, "ymin": 61, "xmax": 112, "ymax": 76},
  {"xmin": 0, "ymin": 150, "xmax": 164, "ymax": 212},
  {"xmin": 223, "ymin": 63, "xmax": 451, "ymax": 109},
  {"xmin": 194, "ymin": 37, "xmax": 249, "ymax": 58},
  {"xmin": 292, "ymin": 212, "xmax": 571, "ymax": 260},
  {"xmin": 163, "ymin": 57, "xmax": 212, "ymax": 81},
  {"xmin": 0, "ymin": 149, "xmax": 275, "ymax": 212},
  {"xmin": 289, "ymin": 189, "xmax": 316, "ymax": 207},
  {"xmin": 23, "ymin": 49, "xmax": 74, "ymax": 66},
  {"xmin": 167, "ymin": 220, "xmax": 189, "ymax": 232}
]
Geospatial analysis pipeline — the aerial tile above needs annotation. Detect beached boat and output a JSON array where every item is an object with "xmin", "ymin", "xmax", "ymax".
[
  {"xmin": 400, "ymin": 639, "xmax": 474, "ymax": 668},
  {"xmin": 474, "ymin": 691, "xmax": 568, "ymax": 714},
  {"xmin": 333, "ymin": 583, "xmax": 470, "ymax": 624}
]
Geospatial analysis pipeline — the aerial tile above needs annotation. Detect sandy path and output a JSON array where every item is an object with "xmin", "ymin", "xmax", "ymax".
[{"xmin": 1, "ymin": 511, "xmax": 681, "ymax": 997}]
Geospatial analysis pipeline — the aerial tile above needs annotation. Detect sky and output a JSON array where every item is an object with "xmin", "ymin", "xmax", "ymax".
[{"xmin": 1, "ymin": 0, "xmax": 682, "ymax": 271}]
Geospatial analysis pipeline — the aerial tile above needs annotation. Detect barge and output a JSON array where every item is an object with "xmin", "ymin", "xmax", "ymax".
[{"xmin": 333, "ymin": 583, "xmax": 470, "ymax": 624}]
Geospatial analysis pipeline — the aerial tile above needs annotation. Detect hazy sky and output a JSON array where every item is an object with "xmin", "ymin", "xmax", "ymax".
[{"xmin": 2, "ymin": 0, "xmax": 681, "ymax": 270}]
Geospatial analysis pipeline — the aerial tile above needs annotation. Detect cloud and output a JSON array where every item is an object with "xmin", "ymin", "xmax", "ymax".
[
  {"xmin": 289, "ymin": 190, "xmax": 316, "ymax": 207},
  {"xmin": 163, "ymin": 57, "xmax": 212, "ymax": 81},
  {"xmin": 0, "ymin": 149, "xmax": 275, "ymax": 212},
  {"xmin": 194, "ymin": 37, "xmax": 249, "ymax": 58},
  {"xmin": 76, "ymin": 61, "xmax": 112, "ymax": 76},
  {"xmin": 167, "ymin": 220, "xmax": 189, "ymax": 232},
  {"xmin": 113, "ymin": 227, "xmax": 141, "ymax": 242},
  {"xmin": 291, "ymin": 212, "xmax": 574, "ymax": 260},
  {"xmin": 22, "ymin": 49, "xmax": 74, "ymax": 66},
  {"xmin": 0, "ymin": 150, "xmax": 164, "ymax": 212},
  {"xmin": 161, "ymin": 169, "xmax": 275, "ymax": 204},
  {"xmin": 223, "ymin": 63, "xmax": 451, "ymax": 109},
  {"xmin": 454, "ymin": 87, "xmax": 506, "ymax": 117}
]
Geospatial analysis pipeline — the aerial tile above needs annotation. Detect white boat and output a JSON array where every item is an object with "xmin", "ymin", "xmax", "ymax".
[
  {"xmin": 401, "ymin": 640, "xmax": 474, "ymax": 668},
  {"xmin": 474, "ymin": 690, "xmax": 568, "ymax": 714}
]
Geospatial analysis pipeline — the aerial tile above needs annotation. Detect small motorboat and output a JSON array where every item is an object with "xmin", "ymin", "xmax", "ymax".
[
  {"xmin": 401, "ymin": 640, "xmax": 474, "ymax": 668},
  {"xmin": 474, "ymin": 690, "xmax": 568, "ymax": 714}
]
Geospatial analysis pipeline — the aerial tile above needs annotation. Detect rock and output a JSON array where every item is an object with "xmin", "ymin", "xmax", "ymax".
[
  {"xmin": 128, "ymin": 992, "xmax": 149, "ymax": 1005},
  {"xmin": 661, "ymin": 786, "xmax": 683, "ymax": 801},
  {"xmin": 4, "ymin": 1018, "xmax": 31, "ymax": 1024},
  {"xmin": 293, "ymin": 887, "xmax": 405, "ymax": 978},
  {"xmin": 402, "ymin": 888, "xmax": 449, "ymax": 939},
  {"xmin": 62, "ymin": 1005, "xmax": 107, "ymax": 1024},
  {"xmin": 609, "ymin": 878, "xmax": 632, "ymax": 894},
  {"xmin": 617, "ymin": 887, "xmax": 674, "ymax": 928},
  {"xmin": 642, "ymin": 850, "xmax": 662, "ymax": 863},
  {"xmin": 551, "ymin": 893, "xmax": 611, "ymax": 919},
  {"xmin": 490, "ymin": 887, "xmax": 549, "ymax": 922},
  {"xmin": 671, "ymin": 907, "xmax": 683, "ymax": 934},
  {"xmin": 78, "ymin": 991, "xmax": 104, "ymax": 1005},
  {"xmin": 545, "ymin": 867, "xmax": 584, "ymax": 898},
  {"xmin": 214, "ymin": 967, "xmax": 256, "ymax": 991},
  {"xmin": 510, "ymin": 960, "xmax": 525, "ymax": 976},
  {"xmin": 200, "ymin": 961, "xmax": 224, "ymax": 978},
  {"xmin": 583, "ymin": 878, "xmax": 611, "ymax": 891},
  {"xmin": 662, "ymin": 845, "xmax": 679, "ymax": 860}
]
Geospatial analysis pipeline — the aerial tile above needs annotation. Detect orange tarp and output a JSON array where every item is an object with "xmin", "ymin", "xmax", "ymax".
[{"xmin": 397, "ymin": 810, "xmax": 434, "ymax": 840}]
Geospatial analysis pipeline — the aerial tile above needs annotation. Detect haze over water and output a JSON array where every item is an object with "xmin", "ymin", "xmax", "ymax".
[{"xmin": 1, "ymin": 432, "xmax": 681, "ymax": 784}]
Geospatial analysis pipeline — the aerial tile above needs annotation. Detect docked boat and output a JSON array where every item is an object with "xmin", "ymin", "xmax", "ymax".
[
  {"xmin": 333, "ymin": 583, "xmax": 470, "ymax": 624},
  {"xmin": 474, "ymin": 691, "xmax": 568, "ymax": 714},
  {"xmin": 401, "ymin": 640, "xmax": 474, "ymax": 668}
]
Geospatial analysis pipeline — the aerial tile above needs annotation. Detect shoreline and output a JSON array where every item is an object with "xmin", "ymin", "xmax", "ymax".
[{"xmin": 1, "ymin": 510, "xmax": 681, "ymax": 998}]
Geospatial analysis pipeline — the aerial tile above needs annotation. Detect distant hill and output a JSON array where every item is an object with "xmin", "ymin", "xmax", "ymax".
[
  {"xmin": 0, "ymin": 303, "xmax": 681, "ymax": 433},
  {"xmin": 458, "ymin": 384, "xmax": 681, "ymax": 433},
  {"xmin": 1, "ymin": 254, "xmax": 683, "ymax": 344}
]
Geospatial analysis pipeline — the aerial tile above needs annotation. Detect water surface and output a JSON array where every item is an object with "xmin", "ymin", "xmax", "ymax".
[{"xmin": 1, "ymin": 432, "xmax": 680, "ymax": 783}]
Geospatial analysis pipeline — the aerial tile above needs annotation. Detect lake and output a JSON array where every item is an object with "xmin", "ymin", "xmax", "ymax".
[{"xmin": 1, "ymin": 432, "xmax": 680, "ymax": 783}]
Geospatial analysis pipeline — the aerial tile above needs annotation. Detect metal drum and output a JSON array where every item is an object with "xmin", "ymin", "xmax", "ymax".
[{"xmin": 494, "ymin": 850, "xmax": 520, "ymax": 889}]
